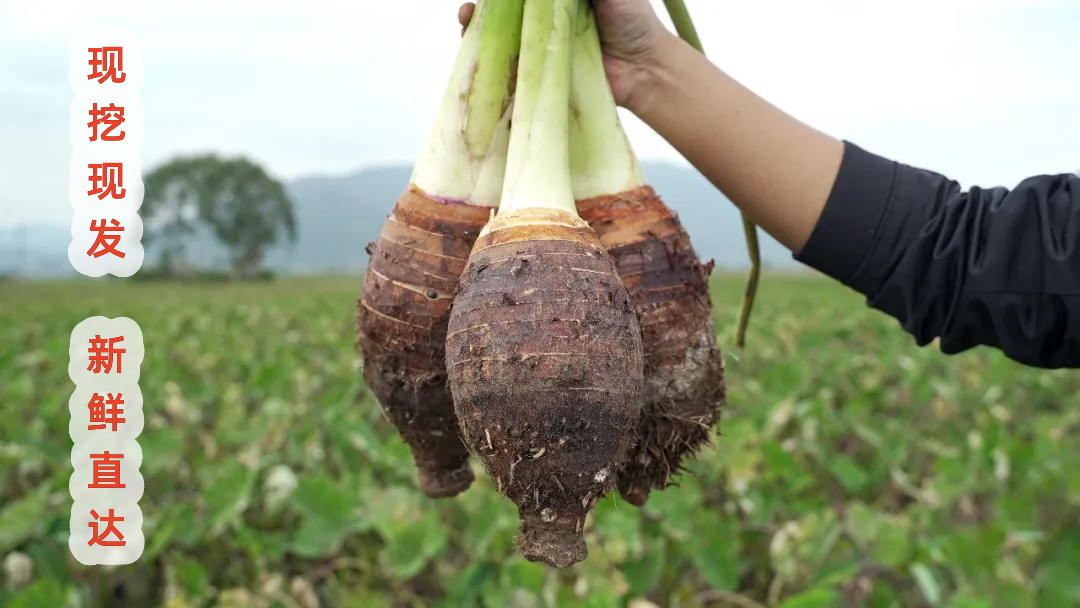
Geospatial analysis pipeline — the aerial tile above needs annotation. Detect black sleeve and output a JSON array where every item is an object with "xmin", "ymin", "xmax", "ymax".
[{"xmin": 795, "ymin": 141, "xmax": 1080, "ymax": 369}]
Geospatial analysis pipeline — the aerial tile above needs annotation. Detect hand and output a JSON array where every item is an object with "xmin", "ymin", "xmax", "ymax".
[{"xmin": 458, "ymin": 0, "xmax": 669, "ymax": 110}]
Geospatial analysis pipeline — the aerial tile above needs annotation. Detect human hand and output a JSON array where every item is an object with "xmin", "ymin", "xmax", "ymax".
[{"xmin": 458, "ymin": 0, "xmax": 669, "ymax": 110}]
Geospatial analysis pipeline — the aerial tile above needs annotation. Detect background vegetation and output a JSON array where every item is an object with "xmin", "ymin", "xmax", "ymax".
[
  {"xmin": 2, "ymin": 274, "xmax": 1078, "ymax": 607},
  {"xmin": 141, "ymin": 155, "xmax": 297, "ymax": 280}
]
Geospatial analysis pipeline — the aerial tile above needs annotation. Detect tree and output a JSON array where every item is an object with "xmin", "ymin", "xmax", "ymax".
[
  {"xmin": 143, "ymin": 155, "xmax": 296, "ymax": 278},
  {"xmin": 143, "ymin": 156, "xmax": 209, "ymax": 274}
]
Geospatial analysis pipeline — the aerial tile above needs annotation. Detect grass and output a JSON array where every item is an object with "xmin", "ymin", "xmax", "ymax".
[{"xmin": 1, "ymin": 274, "xmax": 1079, "ymax": 608}]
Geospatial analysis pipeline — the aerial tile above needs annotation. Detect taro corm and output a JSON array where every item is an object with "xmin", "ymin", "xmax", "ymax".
[
  {"xmin": 568, "ymin": 1, "xmax": 725, "ymax": 507},
  {"xmin": 446, "ymin": 0, "xmax": 644, "ymax": 568},
  {"xmin": 356, "ymin": 0, "xmax": 524, "ymax": 499}
]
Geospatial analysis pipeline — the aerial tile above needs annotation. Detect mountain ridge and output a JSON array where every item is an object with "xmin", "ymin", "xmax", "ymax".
[{"xmin": 0, "ymin": 162, "xmax": 798, "ymax": 277}]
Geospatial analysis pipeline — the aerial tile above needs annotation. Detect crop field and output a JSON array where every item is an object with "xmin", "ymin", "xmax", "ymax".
[{"xmin": 1, "ymin": 274, "xmax": 1078, "ymax": 608}]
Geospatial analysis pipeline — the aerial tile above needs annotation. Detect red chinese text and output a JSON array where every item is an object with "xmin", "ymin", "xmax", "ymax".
[
  {"xmin": 88, "ymin": 334, "xmax": 125, "ymax": 374},
  {"xmin": 88, "ymin": 103, "xmax": 125, "ymax": 142},
  {"xmin": 88, "ymin": 451, "xmax": 125, "ymax": 489},
  {"xmin": 88, "ymin": 163, "xmax": 125, "ymax": 200},
  {"xmin": 87, "ymin": 47, "xmax": 126, "ymax": 84},
  {"xmin": 87, "ymin": 219, "xmax": 126, "ymax": 259},
  {"xmin": 88, "ymin": 392, "xmax": 125, "ymax": 431},
  {"xmin": 87, "ymin": 509, "xmax": 126, "ymax": 546}
]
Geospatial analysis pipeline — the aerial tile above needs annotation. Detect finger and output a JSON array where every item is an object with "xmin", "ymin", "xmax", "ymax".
[{"xmin": 458, "ymin": 3, "xmax": 475, "ymax": 30}]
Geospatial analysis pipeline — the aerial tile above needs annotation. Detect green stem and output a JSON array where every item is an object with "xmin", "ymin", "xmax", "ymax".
[
  {"xmin": 498, "ymin": 0, "xmax": 579, "ymax": 215},
  {"xmin": 410, "ymin": 0, "xmax": 525, "ymax": 207},
  {"xmin": 465, "ymin": 0, "xmax": 527, "ymax": 157},
  {"xmin": 663, "ymin": 0, "xmax": 760, "ymax": 349},
  {"xmin": 568, "ymin": 1, "xmax": 646, "ymax": 200}
]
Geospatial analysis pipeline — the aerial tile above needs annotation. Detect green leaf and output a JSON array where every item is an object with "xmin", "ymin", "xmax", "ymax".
[
  {"xmin": 344, "ymin": 589, "xmax": 393, "ymax": 608},
  {"xmin": 460, "ymin": 482, "xmax": 516, "ymax": 558},
  {"xmin": 365, "ymin": 486, "xmax": 423, "ymax": 538},
  {"xmin": 576, "ymin": 592, "xmax": 620, "ymax": 608},
  {"xmin": 643, "ymin": 477, "xmax": 702, "ymax": 542},
  {"xmin": 814, "ymin": 559, "xmax": 862, "ymax": 587},
  {"xmin": 144, "ymin": 500, "xmax": 205, "ymax": 561},
  {"xmin": 948, "ymin": 593, "xmax": 993, "ymax": 608},
  {"xmin": 1038, "ymin": 568, "xmax": 1080, "ymax": 606},
  {"xmin": 141, "ymin": 426, "xmax": 184, "ymax": 474},
  {"xmin": 168, "ymin": 503, "xmax": 204, "ymax": 549},
  {"xmin": 446, "ymin": 561, "xmax": 496, "ymax": 603},
  {"xmin": 201, "ymin": 460, "xmax": 257, "ymax": 536},
  {"xmin": 942, "ymin": 525, "xmax": 1005, "ymax": 584},
  {"xmin": 778, "ymin": 587, "xmax": 841, "ymax": 608},
  {"xmin": 688, "ymin": 510, "xmax": 740, "ymax": 591},
  {"xmin": 865, "ymin": 579, "xmax": 903, "ymax": 607},
  {"xmin": 911, "ymin": 563, "xmax": 942, "ymax": 607},
  {"xmin": 292, "ymin": 474, "xmax": 359, "ymax": 526},
  {"xmin": 7, "ymin": 579, "xmax": 67, "ymax": 608},
  {"xmin": 171, "ymin": 553, "xmax": 211, "ymax": 602},
  {"xmin": 257, "ymin": 530, "xmax": 288, "ymax": 564},
  {"xmin": 872, "ymin": 515, "xmax": 913, "ymax": 568},
  {"xmin": 381, "ymin": 509, "xmax": 448, "ymax": 580},
  {"xmin": 619, "ymin": 536, "xmax": 666, "ymax": 597},
  {"xmin": 501, "ymin": 559, "xmax": 547, "ymax": 593},
  {"xmin": 25, "ymin": 539, "xmax": 71, "ymax": 587},
  {"xmin": 143, "ymin": 511, "xmax": 178, "ymax": 562},
  {"xmin": 828, "ymin": 455, "xmax": 869, "ymax": 492},
  {"xmin": 761, "ymin": 440, "xmax": 804, "ymax": 483},
  {"xmin": 593, "ymin": 497, "xmax": 644, "ymax": 563},
  {"xmin": 483, "ymin": 583, "xmax": 541, "ymax": 608},
  {"xmin": 291, "ymin": 514, "xmax": 348, "ymax": 558},
  {"xmin": 344, "ymin": 419, "xmax": 386, "ymax": 461},
  {"xmin": 365, "ymin": 485, "xmax": 453, "ymax": 578},
  {"xmin": 993, "ymin": 581, "xmax": 1034, "ymax": 608},
  {"xmin": 0, "ymin": 485, "xmax": 49, "ymax": 553},
  {"xmin": 843, "ymin": 502, "xmax": 881, "ymax": 548}
]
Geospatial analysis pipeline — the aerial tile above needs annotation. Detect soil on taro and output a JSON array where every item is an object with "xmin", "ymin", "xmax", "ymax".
[
  {"xmin": 357, "ymin": 187, "xmax": 493, "ymax": 498},
  {"xmin": 578, "ymin": 186, "xmax": 726, "ymax": 507},
  {"xmin": 446, "ymin": 216, "xmax": 644, "ymax": 567}
]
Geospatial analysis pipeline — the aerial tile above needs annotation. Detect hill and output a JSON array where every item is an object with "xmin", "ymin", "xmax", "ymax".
[
  {"xmin": 270, "ymin": 162, "xmax": 794, "ymax": 274},
  {"xmin": 0, "ymin": 163, "xmax": 796, "ymax": 277}
]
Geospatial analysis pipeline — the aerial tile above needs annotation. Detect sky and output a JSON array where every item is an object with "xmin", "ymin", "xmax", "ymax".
[{"xmin": 0, "ymin": 0, "xmax": 1077, "ymax": 229}]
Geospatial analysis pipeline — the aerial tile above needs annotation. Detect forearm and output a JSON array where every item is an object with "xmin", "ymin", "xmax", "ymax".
[
  {"xmin": 628, "ymin": 31, "xmax": 1080, "ymax": 368},
  {"xmin": 627, "ymin": 31, "xmax": 843, "ymax": 253}
]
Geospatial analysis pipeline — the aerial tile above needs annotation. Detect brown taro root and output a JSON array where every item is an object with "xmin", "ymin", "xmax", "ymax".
[
  {"xmin": 576, "ymin": 190, "xmax": 725, "ymax": 506},
  {"xmin": 446, "ymin": 0, "xmax": 644, "ymax": 568},
  {"xmin": 357, "ymin": 193, "xmax": 492, "ymax": 497},
  {"xmin": 355, "ymin": 0, "xmax": 524, "ymax": 498},
  {"xmin": 567, "ymin": 2, "xmax": 724, "ymax": 507},
  {"xmin": 446, "ymin": 210, "xmax": 643, "ymax": 567}
]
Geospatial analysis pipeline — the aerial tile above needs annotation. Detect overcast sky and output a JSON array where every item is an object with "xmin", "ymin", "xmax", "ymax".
[{"xmin": 0, "ymin": 0, "xmax": 1077, "ymax": 229}]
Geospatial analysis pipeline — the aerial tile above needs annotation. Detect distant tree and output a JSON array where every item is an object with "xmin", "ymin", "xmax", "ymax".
[
  {"xmin": 143, "ymin": 156, "xmax": 209, "ymax": 275},
  {"xmin": 143, "ymin": 155, "xmax": 296, "ymax": 279}
]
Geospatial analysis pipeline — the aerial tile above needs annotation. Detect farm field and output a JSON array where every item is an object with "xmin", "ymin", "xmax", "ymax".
[{"xmin": 1, "ymin": 274, "xmax": 1078, "ymax": 608}]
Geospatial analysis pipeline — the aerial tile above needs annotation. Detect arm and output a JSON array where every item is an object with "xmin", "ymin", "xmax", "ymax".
[
  {"xmin": 803, "ymin": 143, "xmax": 1080, "ymax": 369},
  {"xmin": 631, "ymin": 31, "xmax": 1080, "ymax": 369},
  {"xmin": 627, "ymin": 30, "xmax": 844, "ymax": 253}
]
